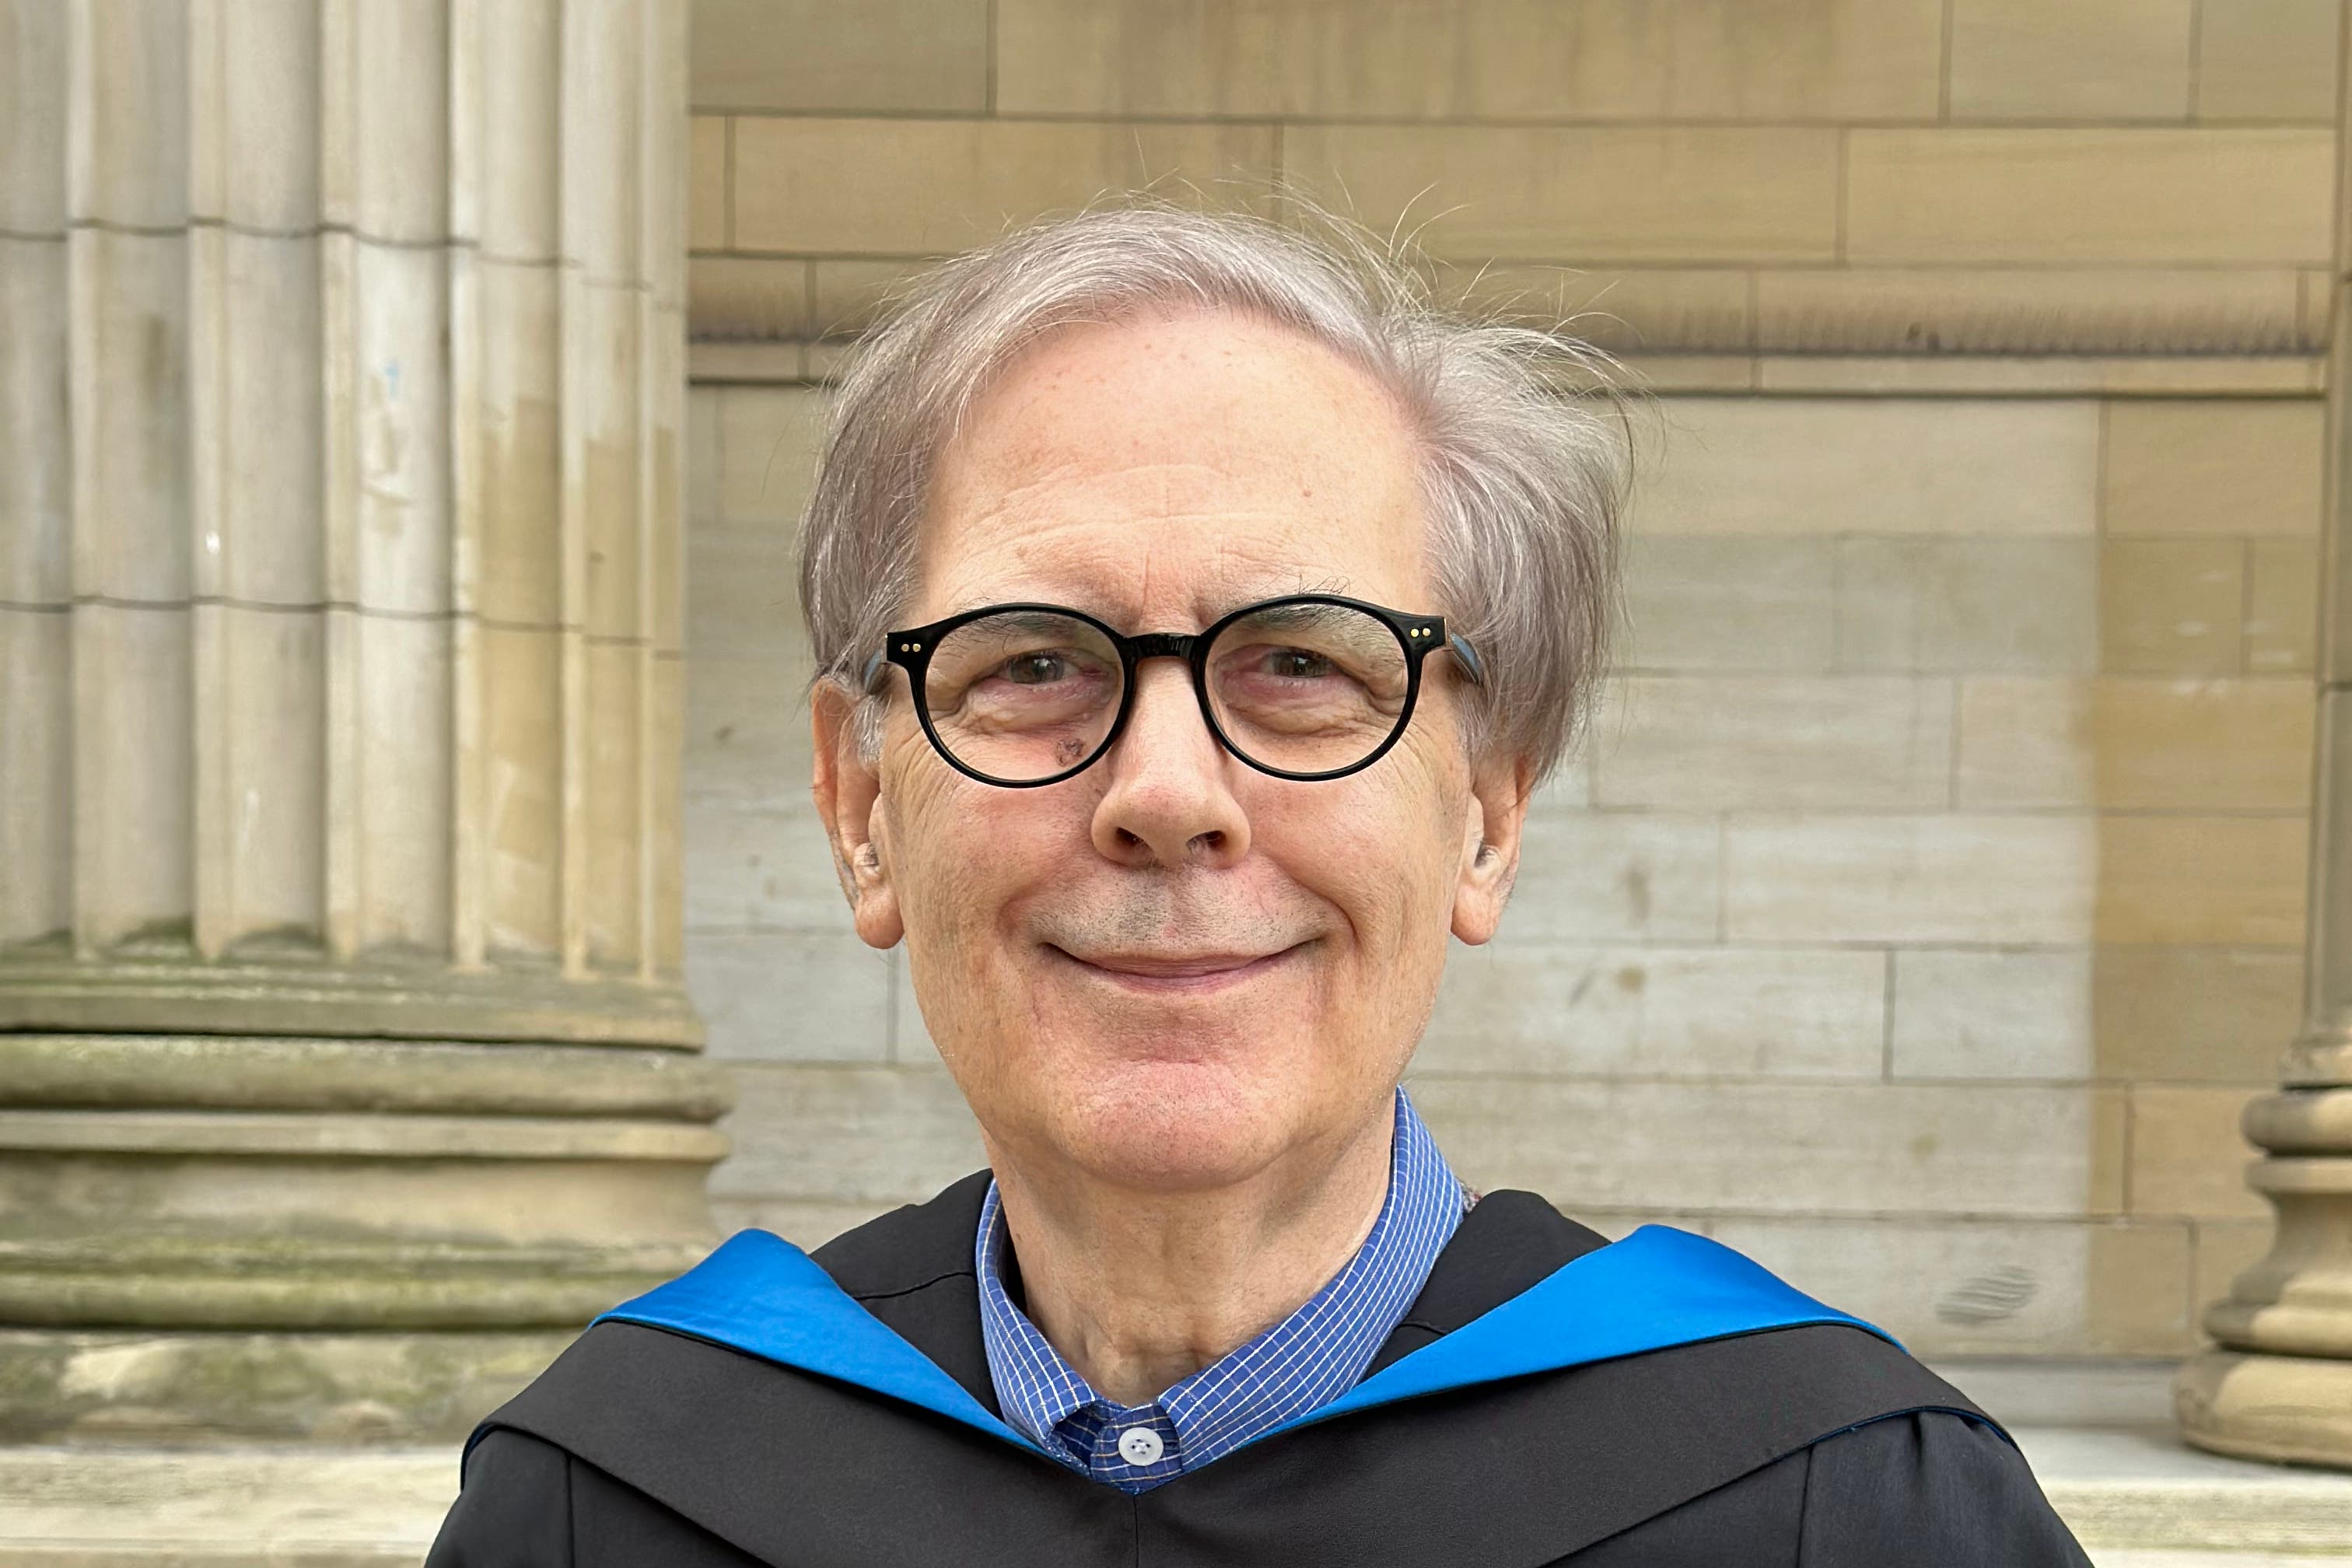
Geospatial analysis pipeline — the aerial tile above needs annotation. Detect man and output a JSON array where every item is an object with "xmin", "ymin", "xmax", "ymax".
[{"xmin": 428, "ymin": 206, "xmax": 2089, "ymax": 1566}]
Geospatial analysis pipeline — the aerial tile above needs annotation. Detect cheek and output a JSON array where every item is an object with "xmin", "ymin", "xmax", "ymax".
[{"xmin": 1258, "ymin": 778, "xmax": 1463, "ymax": 964}]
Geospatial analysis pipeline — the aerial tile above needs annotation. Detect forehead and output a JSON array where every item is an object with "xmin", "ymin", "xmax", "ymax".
[{"xmin": 917, "ymin": 308, "xmax": 1429, "ymax": 625}]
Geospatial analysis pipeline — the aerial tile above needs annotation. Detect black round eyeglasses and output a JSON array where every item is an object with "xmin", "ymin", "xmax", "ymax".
[{"xmin": 859, "ymin": 593, "xmax": 1486, "ymax": 788}]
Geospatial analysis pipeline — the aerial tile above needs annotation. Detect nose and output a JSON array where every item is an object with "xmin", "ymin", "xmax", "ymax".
[{"xmin": 1088, "ymin": 659, "xmax": 1251, "ymax": 869}]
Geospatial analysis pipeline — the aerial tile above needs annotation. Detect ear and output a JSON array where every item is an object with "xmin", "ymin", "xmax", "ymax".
[
  {"xmin": 810, "ymin": 678, "xmax": 904, "ymax": 951},
  {"xmin": 1451, "ymin": 752, "xmax": 1533, "ymax": 945}
]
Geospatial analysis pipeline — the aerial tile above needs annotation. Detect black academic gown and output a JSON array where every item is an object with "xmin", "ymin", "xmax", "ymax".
[{"xmin": 427, "ymin": 1174, "xmax": 2091, "ymax": 1566}]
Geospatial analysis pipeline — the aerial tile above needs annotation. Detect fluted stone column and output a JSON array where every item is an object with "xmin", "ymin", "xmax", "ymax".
[
  {"xmin": 2174, "ymin": 3, "xmax": 2352, "ymax": 1469},
  {"xmin": 0, "ymin": 1, "xmax": 723, "ymax": 1442}
]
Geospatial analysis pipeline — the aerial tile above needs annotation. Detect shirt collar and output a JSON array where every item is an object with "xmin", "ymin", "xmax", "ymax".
[{"xmin": 974, "ymin": 1087, "xmax": 1466, "ymax": 1481}]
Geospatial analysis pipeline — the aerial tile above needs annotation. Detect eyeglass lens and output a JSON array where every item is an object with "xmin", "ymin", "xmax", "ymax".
[{"xmin": 916, "ymin": 603, "xmax": 1413, "ymax": 783}]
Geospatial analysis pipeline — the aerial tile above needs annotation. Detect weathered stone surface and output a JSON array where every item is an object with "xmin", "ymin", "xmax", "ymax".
[
  {"xmin": 1846, "ymin": 130, "xmax": 2334, "ymax": 266},
  {"xmin": 2179, "ymin": 1350, "xmax": 2352, "ymax": 1470},
  {"xmin": 1947, "ymin": 0, "xmax": 2193, "ymax": 121},
  {"xmin": 1421, "ymin": 941, "xmax": 1885, "ymax": 1080},
  {"xmin": 0, "ymin": 1034, "xmax": 731, "ymax": 1118},
  {"xmin": 996, "ymin": 0, "xmax": 1944, "ymax": 121},
  {"xmin": 1637, "ymin": 397, "xmax": 2101, "ymax": 537},
  {"xmin": 0, "ymin": 1329, "xmax": 569, "ymax": 1443}
]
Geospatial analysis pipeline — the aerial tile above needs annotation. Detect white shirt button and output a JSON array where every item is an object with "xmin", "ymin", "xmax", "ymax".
[{"xmin": 1116, "ymin": 1426, "xmax": 1165, "ymax": 1466}]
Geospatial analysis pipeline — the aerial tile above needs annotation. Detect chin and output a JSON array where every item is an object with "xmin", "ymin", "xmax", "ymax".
[{"xmin": 1053, "ymin": 1062, "xmax": 1301, "ymax": 1193}]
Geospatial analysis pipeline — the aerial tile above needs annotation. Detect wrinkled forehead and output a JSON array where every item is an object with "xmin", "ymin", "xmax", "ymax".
[{"xmin": 915, "ymin": 309, "xmax": 1430, "ymax": 628}]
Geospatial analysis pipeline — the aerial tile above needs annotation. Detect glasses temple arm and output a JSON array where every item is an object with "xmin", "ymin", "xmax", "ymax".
[{"xmin": 1445, "ymin": 632, "xmax": 1486, "ymax": 687}]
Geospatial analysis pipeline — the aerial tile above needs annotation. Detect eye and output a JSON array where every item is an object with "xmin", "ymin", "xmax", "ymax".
[
  {"xmin": 1003, "ymin": 652, "xmax": 1069, "ymax": 684},
  {"xmin": 1264, "ymin": 647, "xmax": 1332, "ymax": 680}
]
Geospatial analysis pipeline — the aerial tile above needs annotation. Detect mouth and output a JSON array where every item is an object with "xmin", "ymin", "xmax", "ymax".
[{"xmin": 1045, "ymin": 943, "xmax": 1309, "ymax": 996}]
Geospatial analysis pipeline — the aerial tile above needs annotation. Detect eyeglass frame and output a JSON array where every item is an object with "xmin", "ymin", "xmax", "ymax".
[{"xmin": 857, "ymin": 591, "xmax": 1487, "ymax": 789}]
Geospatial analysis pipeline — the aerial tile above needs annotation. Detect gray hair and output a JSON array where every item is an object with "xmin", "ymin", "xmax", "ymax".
[{"xmin": 796, "ymin": 202, "xmax": 1629, "ymax": 784}]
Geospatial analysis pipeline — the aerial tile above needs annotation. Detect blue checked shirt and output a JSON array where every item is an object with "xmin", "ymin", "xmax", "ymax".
[{"xmin": 975, "ymin": 1088, "xmax": 1468, "ymax": 1493}]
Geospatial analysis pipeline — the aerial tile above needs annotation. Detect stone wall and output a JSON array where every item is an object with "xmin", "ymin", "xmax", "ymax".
[{"xmin": 674, "ymin": 0, "xmax": 2333, "ymax": 1364}]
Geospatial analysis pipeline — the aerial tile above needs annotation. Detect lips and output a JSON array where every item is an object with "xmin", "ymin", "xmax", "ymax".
[{"xmin": 1047, "ymin": 943, "xmax": 1304, "ymax": 994}]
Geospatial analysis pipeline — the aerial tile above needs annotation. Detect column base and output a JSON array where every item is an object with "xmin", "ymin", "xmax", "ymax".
[
  {"xmin": 0, "ymin": 1034, "xmax": 731, "ymax": 1329},
  {"xmin": 0, "ymin": 1328, "xmax": 576, "ymax": 1444},
  {"xmin": 2175, "ymin": 1348, "xmax": 2352, "ymax": 1468}
]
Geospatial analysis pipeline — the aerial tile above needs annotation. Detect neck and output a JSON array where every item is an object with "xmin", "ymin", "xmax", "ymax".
[{"xmin": 986, "ymin": 1099, "xmax": 1398, "ymax": 1409}]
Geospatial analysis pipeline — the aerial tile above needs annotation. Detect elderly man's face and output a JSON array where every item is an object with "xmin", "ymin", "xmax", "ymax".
[{"xmin": 817, "ymin": 309, "xmax": 1525, "ymax": 1194}]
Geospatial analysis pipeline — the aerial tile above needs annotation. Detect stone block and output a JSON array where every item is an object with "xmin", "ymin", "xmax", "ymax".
[
  {"xmin": 2103, "ymin": 400, "xmax": 2325, "ymax": 537},
  {"xmin": 1844, "ymin": 130, "xmax": 2334, "ymax": 265},
  {"xmin": 465, "ymin": 259, "xmax": 562, "ymax": 628},
  {"xmin": 1948, "ymin": 0, "xmax": 2193, "ymax": 121},
  {"xmin": 0, "ymin": 2, "xmax": 66, "ymax": 235},
  {"xmin": 688, "ymin": 929, "xmax": 891, "ymax": 1064},
  {"xmin": 348, "ymin": 611, "xmax": 455, "ymax": 953},
  {"xmin": 1281, "ymin": 125, "xmax": 1839, "ymax": 264},
  {"xmin": 2246, "ymin": 539, "xmax": 2319, "ymax": 674},
  {"xmin": 2095, "ymin": 815, "xmax": 2307, "ymax": 947},
  {"xmin": 2092, "ymin": 946, "xmax": 2303, "ymax": 1083},
  {"xmin": 716, "ymin": 384, "xmax": 827, "ymax": 527},
  {"xmin": 1637, "ymin": 397, "xmax": 2099, "ymax": 537},
  {"xmin": 688, "ymin": 256, "xmax": 810, "ymax": 341},
  {"xmin": 68, "ymin": 0, "xmax": 189, "ymax": 227},
  {"xmin": 554, "ymin": 2, "xmax": 645, "ymax": 282},
  {"xmin": 569, "ymin": 282, "xmax": 646, "ymax": 642},
  {"xmin": 1724, "ymin": 814, "xmax": 2096, "ymax": 945},
  {"xmin": 199, "ymin": 232, "xmax": 324, "ymax": 605},
  {"xmin": 1507, "ymin": 814, "xmax": 1721, "ymax": 942},
  {"xmin": 2086, "ymin": 678, "xmax": 2314, "ymax": 812},
  {"xmin": 72, "ymin": 603, "xmax": 194, "ymax": 949},
  {"xmin": 688, "ymin": 115, "xmax": 726, "ymax": 251},
  {"xmin": 995, "ymin": 0, "xmax": 1943, "ymax": 121},
  {"xmin": 2196, "ymin": 0, "xmax": 2343, "ymax": 121},
  {"xmin": 579, "ymin": 643, "xmax": 645, "ymax": 969},
  {"xmin": 0, "ymin": 238, "xmax": 68, "ymax": 605},
  {"xmin": 345, "ymin": 240, "xmax": 453, "ymax": 615},
  {"xmin": 686, "ymin": 386, "xmax": 722, "ymax": 520},
  {"xmin": 712, "ymin": 1063, "xmax": 985, "ymax": 1204},
  {"xmin": 1835, "ymin": 538, "xmax": 2100, "ymax": 674},
  {"xmin": 650, "ymin": 655, "xmax": 687, "ymax": 975},
  {"xmin": 1706, "ymin": 1216, "xmax": 2195, "ymax": 1356},
  {"xmin": 1955, "ymin": 678, "xmax": 2094, "ymax": 810},
  {"xmin": 0, "ymin": 608, "xmax": 69, "ymax": 947},
  {"xmin": 1420, "ymin": 941, "xmax": 1885, "ymax": 1080},
  {"xmin": 2130, "ymin": 1087, "xmax": 2266, "ymax": 1220},
  {"xmin": 688, "ymin": 513, "xmax": 807, "ymax": 665},
  {"xmin": 1890, "ymin": 948, "xmax": 2094, "ymax": 1082},
  {"xmin": 1619, "ymin": 536, "xmax": 1836, "ymax": 672},
  {"xmin": 691, "ymin": 0, "xmax": 988, "ymax": 114},
  {"xmin": 194, "ymin": 604, "xmax": 327, "ymax": 950},
  {"xmin": 2099, "ymin": 539, "xmax": 2243, "ymax": 676},
  {"xmin": 1591, "ymin": 675, "xmax": 1952, "ymax": 810},
  {"xmin": 334, "ymin": 4, "xmax": 453, "ymax": 245},
  {"xmin": 684, "ymin": 792, "xmax": 842, "ymax": 934},
  {"xmin": 732, "ymin": 118, "xmax": 1277, "ymax": 256},
  {"xmin": 475, "ymin": 625, "xmax": 561, "ymax": 957},
  {"xmin": 684, "ymin": 652, "xmax": 812, "ymax": 809},
  {"xmin": 69, "ymin": 229, "xmax": 191, "ymax": 604},
  {"xmin": 1408, "ymin": 1076, "xmax": 2119, "ymax": 1217}
]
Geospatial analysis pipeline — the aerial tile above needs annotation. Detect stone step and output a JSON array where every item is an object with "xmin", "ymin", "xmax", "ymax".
[
  {"xmin": 0, "ymin": 1428, "xmax": 2347, "ymax": 1564},
  {"xmin": 2021, "ymin": 1426, "xmax": 2352, "ymax": 1560}
]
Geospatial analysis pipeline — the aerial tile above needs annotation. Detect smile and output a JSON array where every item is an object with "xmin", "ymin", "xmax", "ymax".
[{"xmin": 1046, "ymin": 943, "xmax": 1307, "ymax": 996}]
